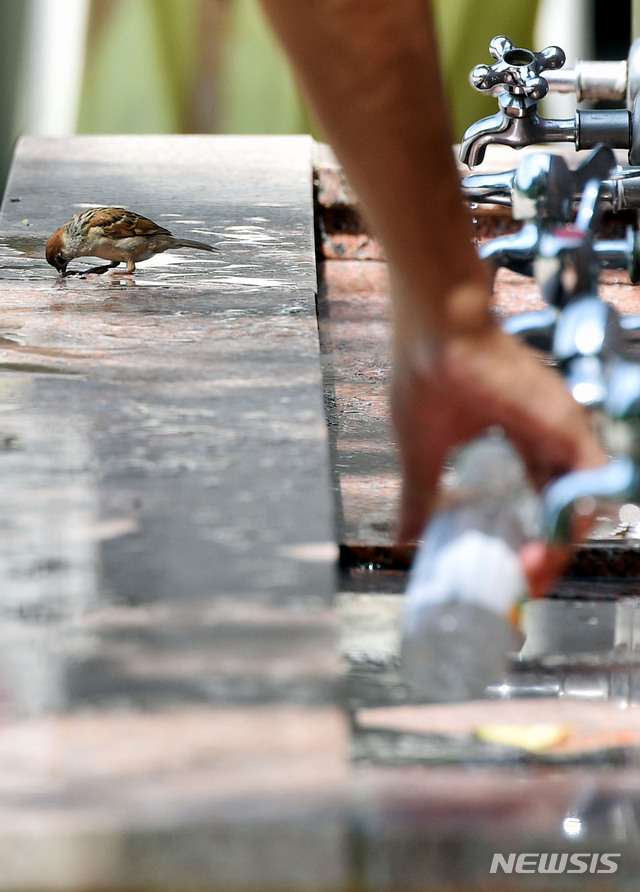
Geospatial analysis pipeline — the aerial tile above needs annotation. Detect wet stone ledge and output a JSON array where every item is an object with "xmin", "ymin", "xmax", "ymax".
[{"xmin": 0, "ymin": 135, "xmax": 349, "ymax": 891}]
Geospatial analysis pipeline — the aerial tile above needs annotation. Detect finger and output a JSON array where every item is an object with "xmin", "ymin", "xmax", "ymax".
[{"xmin": 519, "ymin": 540, "xmax": 573, "ymax": 599}]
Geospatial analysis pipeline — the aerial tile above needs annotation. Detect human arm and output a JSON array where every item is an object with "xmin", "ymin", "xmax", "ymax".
[{"xmin": 256, "ymin": 0, "xmax": 605, "ymax": 591}]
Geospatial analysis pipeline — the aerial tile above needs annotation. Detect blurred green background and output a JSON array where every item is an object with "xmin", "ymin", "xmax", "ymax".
[
  {"xmin": 75, "ymin": 0, "xmax": 539, "ymax": 137},
  {"xmin": 0, "ymin": 0, "xmax": 543, "ymax": 190},
  {"xmin": 1, "ymin": 0, "xmax": 629, "ymax": 191}
]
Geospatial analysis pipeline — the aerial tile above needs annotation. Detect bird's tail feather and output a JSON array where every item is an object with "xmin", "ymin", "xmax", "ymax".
[{"xmin": 174, "ymin": 238, "xmax": 220, "ymax": 253}]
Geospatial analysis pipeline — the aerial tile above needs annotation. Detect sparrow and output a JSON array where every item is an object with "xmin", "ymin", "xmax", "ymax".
[{"xmin": 46, "ymin": 206, "xmax": 220, "ymax": 274}]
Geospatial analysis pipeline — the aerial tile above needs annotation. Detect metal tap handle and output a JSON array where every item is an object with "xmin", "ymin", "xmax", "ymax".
[{"xmin": 470, "ymin": 36, "xmax": 566, "ymax": 101}]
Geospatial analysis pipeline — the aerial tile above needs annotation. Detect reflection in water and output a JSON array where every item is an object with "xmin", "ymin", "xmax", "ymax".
[
  {"xmin": 499, "ymin": 598, "xmax": 640, "ymax": 704},
  {"xmin": 564, "ymin": 784, "xmax": 640, "ymax": 845},
  {"xmin": 616, "ymin": 599, "xmax": 640, "ymax": 651},
  {"xmin": 563, "ymin": 814, "xmax": 583, "ymax": 838},
  {"xmin": 341, "ymin": 589, "xmax": 640, "ymax": 717}
]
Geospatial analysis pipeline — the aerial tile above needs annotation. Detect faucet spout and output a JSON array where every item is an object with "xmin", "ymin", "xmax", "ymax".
[
  {"xmin": 479, "ymin": 222, "xmax": 539, "ymax": 275},
  {"xmin": 459, "ymin": 112, "xmax": 513, "ymax": 169},
  {"xmin": 460, "ymin": 169, "xmax": 515, "ymax": 206},
  {"xmin": 460, "ymin": 109, "xmax": 576, "ymax": 169},
  {"xmin": 542, "ymin": 456, "xmax": 640, "ymax": 542}
]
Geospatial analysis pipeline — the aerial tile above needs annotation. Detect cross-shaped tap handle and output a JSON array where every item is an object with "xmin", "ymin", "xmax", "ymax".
[{"xmin": 470, "ymin": 36, "xmax": 566, "ymax": 101}]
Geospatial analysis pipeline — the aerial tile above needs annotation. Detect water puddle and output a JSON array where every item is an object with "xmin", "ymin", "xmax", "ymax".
[
  {"xmin": 214, "ymin": 276, "xmax": 294, "ymax": 289},
  {"xmin": 0, "ymin": 213, "xmax": 313, "ymax": 295},
  {"xmin": 223, "ymin": 225, "xmax": 278, "ymax": 244}
]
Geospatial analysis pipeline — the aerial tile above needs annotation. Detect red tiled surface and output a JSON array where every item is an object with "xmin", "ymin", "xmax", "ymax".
[{"xmin": 316, "ymin": 144, "xmax": 640, "ymax": 575}]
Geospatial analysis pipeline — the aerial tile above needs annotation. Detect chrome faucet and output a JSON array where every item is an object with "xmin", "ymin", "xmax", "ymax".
[
  {"xmin": 543, "ymin": 38, "xmax": 640, "ymax": 109},
  {"xmin": 463, "ymin": 154, "xmax": 640, "ymax": 213},
  {"xmin": 464, "ymin": 146, "xmax": 640, "ymax": 285},
  {"xmin": 471, "ymin": 145, "xmax": 640, "ymax": 541},
  {"xmin": 536, "ymin": 167, "xmax": 640, "ymax": 540},
  {"xmin": 460, "ymin": 36, "xmax": 638, "ymax": 169}
]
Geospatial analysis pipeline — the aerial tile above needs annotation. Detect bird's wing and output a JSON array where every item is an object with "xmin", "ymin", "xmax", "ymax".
[{"xmin": 87, "ymin": 207, "xmax": 172, "ymax": 240}]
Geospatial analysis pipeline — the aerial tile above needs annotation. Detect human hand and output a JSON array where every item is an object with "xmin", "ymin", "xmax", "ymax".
[{"xmin": 390, "ymin": 319, "xmax": 606, "ymax": 596}]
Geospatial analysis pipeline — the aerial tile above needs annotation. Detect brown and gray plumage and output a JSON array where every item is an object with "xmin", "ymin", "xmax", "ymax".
[{"xmin": 46, "ymin": 206, "xmax": 220, "ymax": 274}]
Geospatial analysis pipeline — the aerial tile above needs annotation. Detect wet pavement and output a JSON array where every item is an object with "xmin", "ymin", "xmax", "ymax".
[{"xmin": 2, "ymin": 136, "xmax": 640, "ymax": 889}]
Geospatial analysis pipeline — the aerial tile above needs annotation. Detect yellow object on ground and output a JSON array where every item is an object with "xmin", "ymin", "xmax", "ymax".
[{"xmin": 476, "ymin": 723, "xmax": 572, "ymax": 751}]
